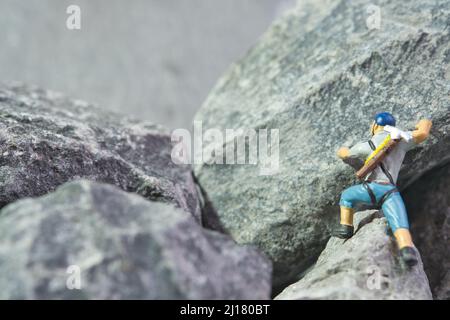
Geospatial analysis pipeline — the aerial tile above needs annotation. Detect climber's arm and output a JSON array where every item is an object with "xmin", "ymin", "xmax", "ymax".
[
  {"xmin": 412, "ymin": 119, "xmax": 432, "ymax": 144},
  {"xmin": 337, "ymin": 142, "xmax": 371, "ymax": 160}
]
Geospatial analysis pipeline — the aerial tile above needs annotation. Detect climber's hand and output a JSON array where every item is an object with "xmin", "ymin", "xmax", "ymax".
[
  {"xmin": 337, "ymin": 147, "xmax": 350, "ymax": 159},
  {"xmin": 413, "ymin": 119, "xmax": 432, "ymax": 144}
]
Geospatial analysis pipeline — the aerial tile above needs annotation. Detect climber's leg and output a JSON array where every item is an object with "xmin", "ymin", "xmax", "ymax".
[
  {"xmin": 340, "ymin": 206, "xmax": 354, "ymax": 226},
  {"xmin": 382, "ymin": 192, "xmax": 418, "ymax": 266},
  {"xmin": 394, "ymin": 229, "xmax": 414, "ymax": 248},
  {"xmin": 332, "ymin": 206, "xmax": 355, "ymax": 239},
  {"xmin": 381, "ymin": 192, "xmax": 411, "ymax": 243},
  {"xmin": 333, "ymin": 184, "xmax": 373, "ymax": 239},
  {"xmin": 339, "ymin": 184, "xmax": 374, "ymax": 220}
]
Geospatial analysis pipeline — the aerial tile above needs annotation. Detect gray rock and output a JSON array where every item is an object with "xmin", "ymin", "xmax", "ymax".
[
  {"xmin": 404, "ymin": 164, "xmax": 450, "ymax": 300},
  {"xmin": 0, "ymin": 83, "xmax": 201, "ymax": 221},
  {"xmin": 436, "ymin": 272, "xmax": 450, "ymax": 300},
  {"xmin": 194, "ymin": 0, "xmax": 450, "ymax": 288},
  {"xmin": 0, "ymin": 180, "xmax": 272, "ymax": 299},
  {"xmin": 275, "ymin": 211, "xmax": 432, "ymax": 300}
]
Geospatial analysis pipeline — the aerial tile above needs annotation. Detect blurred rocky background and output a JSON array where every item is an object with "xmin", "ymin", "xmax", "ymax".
[{"xmin": 0, "ymin": 0, "xmax": 295, "ymax": 129}]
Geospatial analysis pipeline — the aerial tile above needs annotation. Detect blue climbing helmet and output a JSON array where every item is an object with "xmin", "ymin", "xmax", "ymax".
[{"xmin": 374, "ymin": 112, "xmax": 396, "ymax": 127}]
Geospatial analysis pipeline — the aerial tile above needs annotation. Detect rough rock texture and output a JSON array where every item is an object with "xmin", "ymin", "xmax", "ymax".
[
  {"xmin": 194, "ymin": 0, "xmax": 450, "ymax": 288},
  {"xmin": 275, "ymin": 211, "xmax": 432, "ymax": 300},
  {"xmin": 404, "ymin": 164, "xmax": 450, "ymax": 300},
  {"xmin": 0, "ymin": 83, "xmax": 201, "ymax": 222},
  {"xmin": 0, "ymin": 180, "xmax": 272, "ymax": 299}
]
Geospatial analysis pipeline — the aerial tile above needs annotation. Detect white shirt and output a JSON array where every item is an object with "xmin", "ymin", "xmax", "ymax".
[{"xmin": 348, "ymin": 130, "xmax": 416, "ymax": 184}]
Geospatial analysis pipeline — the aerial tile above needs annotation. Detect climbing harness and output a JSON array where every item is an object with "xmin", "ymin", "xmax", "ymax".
[{"xmin": 362, "ymin": 139, "xmax": 399, "ymax": 207}]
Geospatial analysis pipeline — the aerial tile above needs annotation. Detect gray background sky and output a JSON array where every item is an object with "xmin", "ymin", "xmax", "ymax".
[{"xmin": 0, "ymin": 0, "xmax": 295, "ymax": 129}]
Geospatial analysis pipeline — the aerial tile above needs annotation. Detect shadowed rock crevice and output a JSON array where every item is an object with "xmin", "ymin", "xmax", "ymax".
[
  {"xmin": 404, "ymin": 163, "xmax": 450, "ymax": 300},
  {"xmin": 196, "ymin": 178, "xmax": 230, "ymax": 235}
]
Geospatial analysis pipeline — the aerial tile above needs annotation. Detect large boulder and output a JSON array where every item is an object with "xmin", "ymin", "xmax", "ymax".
[
  {"xmin": 275, "ymin": 211, "xmax": 432, "ymax": 300},
  {"xmin": 0, "ymin": 83, "xmax": 201, "ymax": 221},
  {"xmin": 193, "ymin": 0, "xmax": 450, "ymax": 288},
  {"xmin": 404, "ymin": 164, "xmax": 450, "ymax": 300},
  {"xmin": 0, "ymin": 180, "xmax": 272, "ymax": 299}
]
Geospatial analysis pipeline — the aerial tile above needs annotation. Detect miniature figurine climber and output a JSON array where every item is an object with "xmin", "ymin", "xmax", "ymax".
[{"xmin": 334, "ymin": 112, "xmax": 432, "ymax": 267}]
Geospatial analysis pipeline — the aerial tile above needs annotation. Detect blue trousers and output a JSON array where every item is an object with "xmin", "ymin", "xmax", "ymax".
[{"xmin": 339, "ymin": 182, "xmax": 409, "ymax": 232}]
